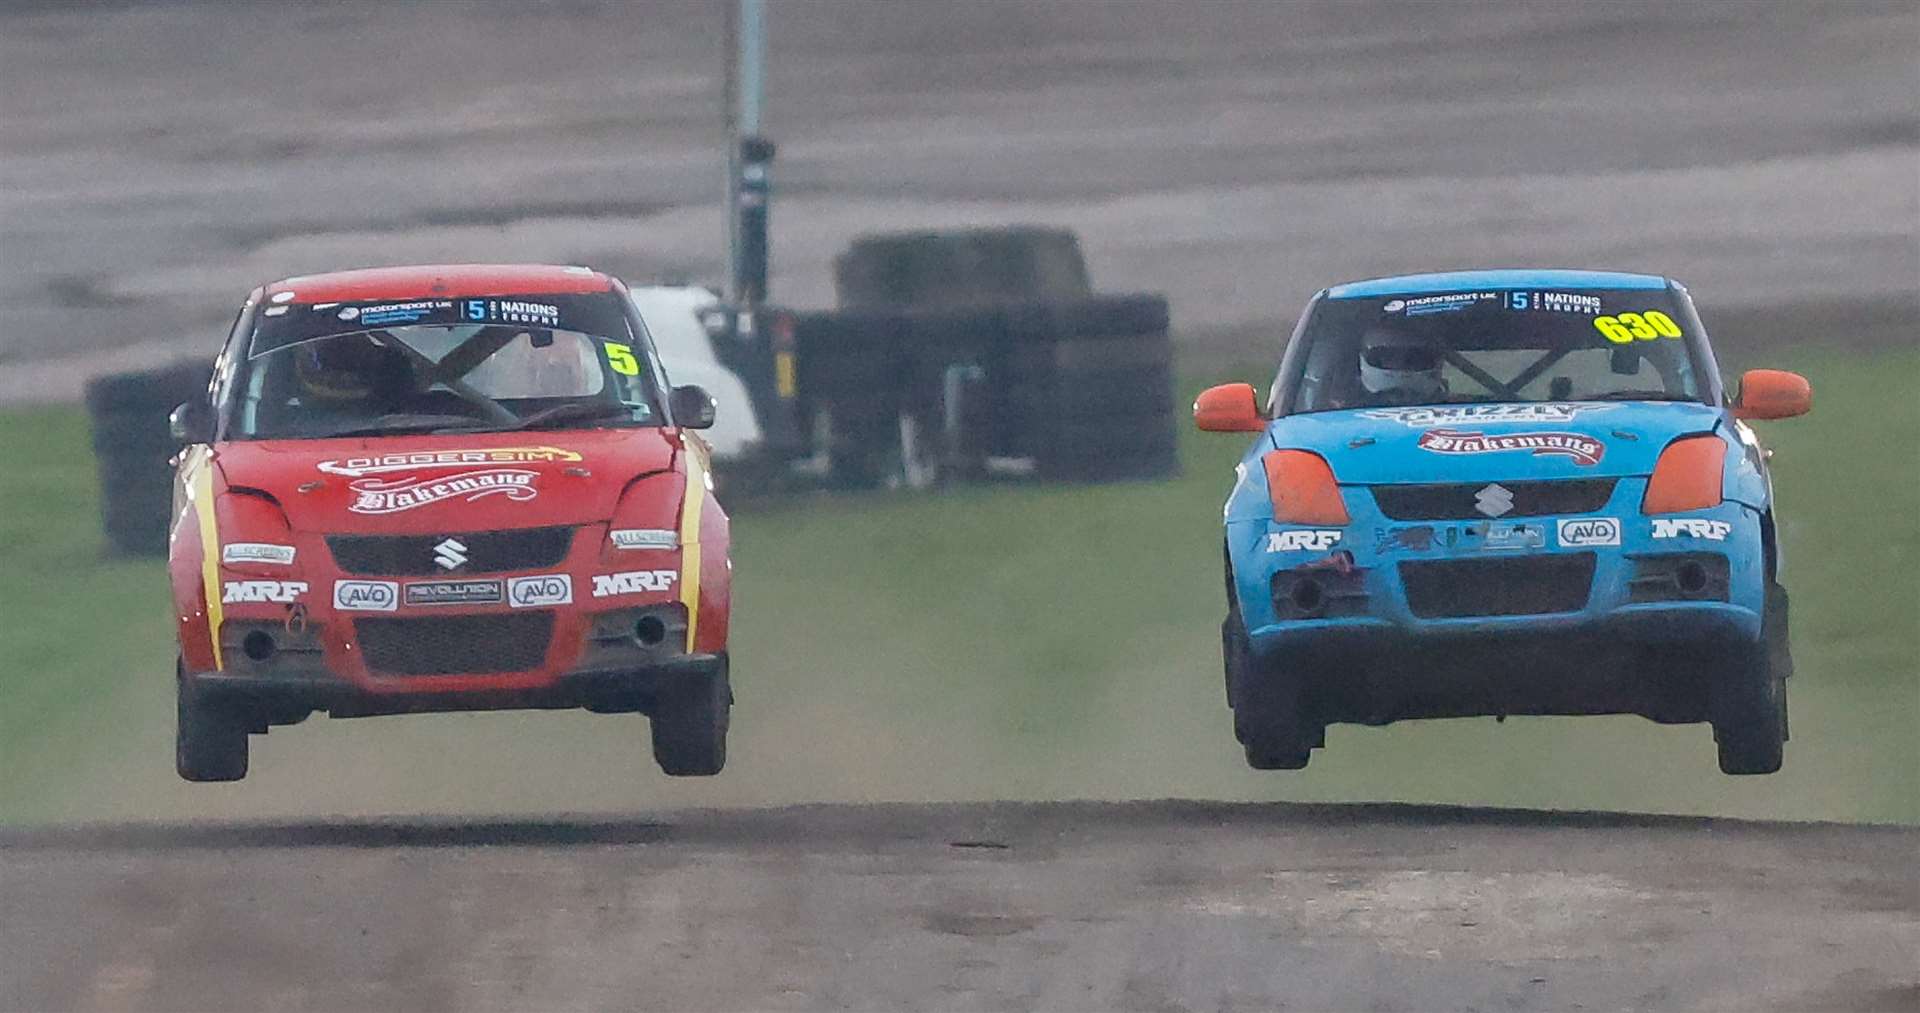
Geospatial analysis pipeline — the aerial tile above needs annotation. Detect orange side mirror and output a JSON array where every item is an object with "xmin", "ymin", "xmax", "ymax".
[
  {"xmin": 1734, "ymin": 369, "xmax": 1811, "ymax": 420},
  {"xmin": 1194, "ymin": 383, "xmax": 1265, "ymax": 432}
]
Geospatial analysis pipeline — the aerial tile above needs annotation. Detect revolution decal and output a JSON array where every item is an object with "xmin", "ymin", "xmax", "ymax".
[
  {"xmin": 1481, "ymin": 522, "xmax": 1546, "ymax": 551},
  {"xmin": 404, "ymin": 580, "xmax": 504, "ymax": 607},
  {"xmin": 1267, "ymin": 530, "xmax": 1343, "ymax": 553},
  {"xmin": 222, "ymin": 581, "xmax": 308, "ymax": 604},
  {"xmin": 1651, "ymin": 518, "xmax": 1731, "ymax": 541},
  {"xmin": 1358, "ymin": 403, "xmax": 1618, "ymax": 427},
  {"xmin": 346, "ymin": 469, "xmax": 539, "ymax": 514},
  {"xmin": 1415, "ymin": 429, "xmax": 1606, "ymax": 466},
  {"xmin": 1557, "ymin": 517, "xmax": 1622, "ymax": 547},
  {"xmin": 334, "ymin": 580, "xmax": 398, "ymax": 611},
  {"xmin": 317, "ymin": 447, "xmax": 581, "ymax": 478}
]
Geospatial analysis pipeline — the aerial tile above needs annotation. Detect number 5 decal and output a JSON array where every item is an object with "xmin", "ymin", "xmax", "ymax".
[{"xmin": 605, "ymin": 342, "xmax": 640, "ymax": 375}]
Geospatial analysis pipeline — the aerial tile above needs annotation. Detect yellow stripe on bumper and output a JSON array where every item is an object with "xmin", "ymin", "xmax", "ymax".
[
  {"xmin": 678, "ymin": 440, "xmax": 708, "ymax": 652},
  {"xmin": 188, "ymin": 450, "xmax": 223, "ymax": 670}
]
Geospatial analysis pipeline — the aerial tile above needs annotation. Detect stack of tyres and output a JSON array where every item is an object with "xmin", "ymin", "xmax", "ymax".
[
  {"xmin": 1011, "ymin": 293, "xmax": 1177, "ymax": 483},
  {"xmin": 84, "ymin": 361, "xmax": 212, "ymax": 556}
]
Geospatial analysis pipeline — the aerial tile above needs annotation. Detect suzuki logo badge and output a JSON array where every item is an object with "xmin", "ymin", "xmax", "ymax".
[
  {"xmin": 432, "ymin": 537, "xmax": 468, "ymax": 570},
  {"xmin": 1474, "ymin": 483, "xmax": 1515, "ymax": 518}
]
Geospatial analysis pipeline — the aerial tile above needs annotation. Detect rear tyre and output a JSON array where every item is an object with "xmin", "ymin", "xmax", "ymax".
[
  {"xmin": 176, "ymin": 668, "xmax": 249, "ymax": 782},
  {"xmin": 1224, "ymin": 602, "xmax": 1314, "ymax": 770},
  {"xmin": 651, "ymin": 657, "xmax": 731, "ymax": 776},
  {"xmin": 1711, "ymin": 584, "xmax": 1789, "ymax": 775}
]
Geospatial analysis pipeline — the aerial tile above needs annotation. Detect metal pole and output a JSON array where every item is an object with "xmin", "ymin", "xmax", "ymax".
[
  {"xmin": 738, "ymin": 0, "xmax": 765, "ymax": 137},
  {"xmin": 722, "ymin": 0, "xmax": 740, "ymax": 303}
]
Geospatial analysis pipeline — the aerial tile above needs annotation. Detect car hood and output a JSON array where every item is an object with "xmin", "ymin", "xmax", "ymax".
[
  {"xmin": 1268, "ymin": 401, "xmax": 1725, "ymax": 485},
  {"xmin": 212, "ymin": 428, "xmax": 679, "ymax": 534}
]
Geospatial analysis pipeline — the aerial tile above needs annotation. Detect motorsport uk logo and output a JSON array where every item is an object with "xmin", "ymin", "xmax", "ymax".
[{"xmin": 1416, "ymin": 429, "xmax": 1606, "ymax": 467}]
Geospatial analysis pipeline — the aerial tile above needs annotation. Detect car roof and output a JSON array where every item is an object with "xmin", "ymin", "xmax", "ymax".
[
  {"xmin": 262, "ymin": 264, "xmax": 615, "ymax": 303},
  {"xmin": 1325, "ymin": 269, "xmax": 1671, "ymax": 299}
]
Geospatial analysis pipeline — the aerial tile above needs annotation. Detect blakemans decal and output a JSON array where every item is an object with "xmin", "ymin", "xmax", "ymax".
[
  {"xmin": 222, "ymin": 580, "xmax": 308, "ymax": 604},
  {"xmin": 222, "ymin": 542, "xmax": 296, "ymax": 566},
  {"xmin": 404, "ymin": 579, "xmax": 504, "ymax": 607},
  {"xmin": 1359, "ymin": 403, "xmax": 1618, "ymax": 427},
  {"xmin": 1416, "ymin": 429, "xmax": 1606, "ymax": 467},
  {"xmin": 1651, "ymin": 518, "xmax": 1731, "ymax": 541},
  {"xmin": 347, "ymin": 469, "xmax": 539, "ymax": 514},
  {"xmin": 592, "ymin": 570, "xmax": 679, "ymax": 598},
  {"xmin": 1557, "ymin": 517, "xmax": 1622, "ymax": 547},
  {"xmin": 1267, "ymin": 530, "xmax": 1343, "ymax": 553},
  {"xmin": 508, "ymin": 574, "xmax": 572, "ymax": 608},
  {"xmin": 334, "ymin": 580, "xmax": 398, "ymax": 612},
  {"xmin": 610, "ymin": 528, "xmax": 678, "ymax": 550},
  {"xmin": 317, "ymin": 446, "xmax": 582, "ymax": 478}
]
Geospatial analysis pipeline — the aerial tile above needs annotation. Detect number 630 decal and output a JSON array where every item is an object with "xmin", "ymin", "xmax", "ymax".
[{"xmin": 1594, "ymin": 311, "xmax": 1682, "ymax": 344}]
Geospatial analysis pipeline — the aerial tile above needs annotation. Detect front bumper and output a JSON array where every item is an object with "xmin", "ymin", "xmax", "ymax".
[{"xmin": 186, "ymin": 651, "xmax": 726, "ymax": 719}]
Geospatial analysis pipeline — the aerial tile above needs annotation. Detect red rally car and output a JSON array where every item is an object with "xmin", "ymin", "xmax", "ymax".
[{"xmin": 165, "ymin": 264, "xmax": 732, "ymax": 781}]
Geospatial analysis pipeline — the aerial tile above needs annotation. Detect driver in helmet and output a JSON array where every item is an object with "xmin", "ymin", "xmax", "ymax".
[
  {"xmin": 1358, "ymin": 325, "xmax": 1447, "ymax": 405},
  {"xmin": 293, "ymin": 335, "xmax": 417, "ymax": 413}
]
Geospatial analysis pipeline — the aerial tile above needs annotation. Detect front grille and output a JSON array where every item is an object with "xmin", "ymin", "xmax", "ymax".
[
  {"xmin": 1372, "ymin": 480, "xmax": 1617, "ymax": 521},
  {"xmin": 1400, "ymin": 553, "xmax": 1596, "ymax": 618},
  {"xmin": 328, "ymin": 527, "xmax": 574, "ymax": 575},
  {"xmin": 354, "ymin": 612, "xmax": 554, "ymax": 675}
]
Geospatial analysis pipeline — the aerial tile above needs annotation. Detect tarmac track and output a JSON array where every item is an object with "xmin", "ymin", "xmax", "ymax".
[{"xmin": 2, "ymin": 801, "xmax": 1916, "ymax": 1012}]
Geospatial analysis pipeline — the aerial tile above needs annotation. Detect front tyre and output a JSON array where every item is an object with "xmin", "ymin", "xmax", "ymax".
[
  {"xmin": 1224, "ymin": 603, "xmax": 1314, "ymax": 770},
  {"xmin": 176, "ymin": 664, "xmax": 249, "ymax": 782},
  {"xmin": 650, "ymin": 656, "xmax": 731, "ymax": 776},
  {"xmin": 1711, "ymin": 584, "xmax": 1790, "ymax": 775}
]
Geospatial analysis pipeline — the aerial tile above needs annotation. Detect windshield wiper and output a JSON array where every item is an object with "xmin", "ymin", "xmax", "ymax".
[
  {"xmin": 437, "ymin": 402, "xmax": 639, "ymax": 434},
  {"xmin": 318, "ymin": 413, "xmax": 492, "ymax": 438}
]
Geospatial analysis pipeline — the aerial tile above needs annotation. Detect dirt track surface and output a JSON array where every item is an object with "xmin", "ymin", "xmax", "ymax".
[
  {"xmin": 2, "ymin": 0, "xmax": 1916, "ymax": 400},
  {"xmin": 2, "ymin": 801, "xmax": 1915, "ymax": 1012}
]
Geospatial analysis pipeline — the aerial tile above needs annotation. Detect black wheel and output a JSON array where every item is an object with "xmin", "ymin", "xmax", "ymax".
[
  {"xmin": 176, "ymin": 667, "xmax": 249, "ymax": 782},
  {"xmin": 1224, "ymin": 601, "xmax": 1314, "ymax": 770},
  {"xmin": 651, "ymin": 657, "xmax": 731, "ymax": 776},
  {"xmin": 1711, "ymin": 584, "xmax": 1790, "ymax": 775}
]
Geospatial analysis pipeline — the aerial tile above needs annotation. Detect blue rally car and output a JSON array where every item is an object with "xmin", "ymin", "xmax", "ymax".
[{"xmin": 1195, "ymin": 270, "xmax": 1811, "ymax": 774}]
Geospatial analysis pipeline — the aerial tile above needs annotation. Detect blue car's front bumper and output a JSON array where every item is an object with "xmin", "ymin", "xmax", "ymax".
[{"xmin": 1228, "ymin": 479, "xmax": 1768, "ymax": 722}]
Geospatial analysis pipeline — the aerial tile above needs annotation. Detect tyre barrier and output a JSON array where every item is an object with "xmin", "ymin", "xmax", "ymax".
[
  {"xmin": 85, "ymin": 360, "xmax": 212, "ymax": 556},
  {"xmin": 789, "ymin": 294, "xmax": 1177, "ymax": 486}
]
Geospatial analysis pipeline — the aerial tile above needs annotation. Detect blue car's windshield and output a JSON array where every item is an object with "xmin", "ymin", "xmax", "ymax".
[{"xmin": 1285, "ymin": 289, "xmax": 1707, "ymax": 414}]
